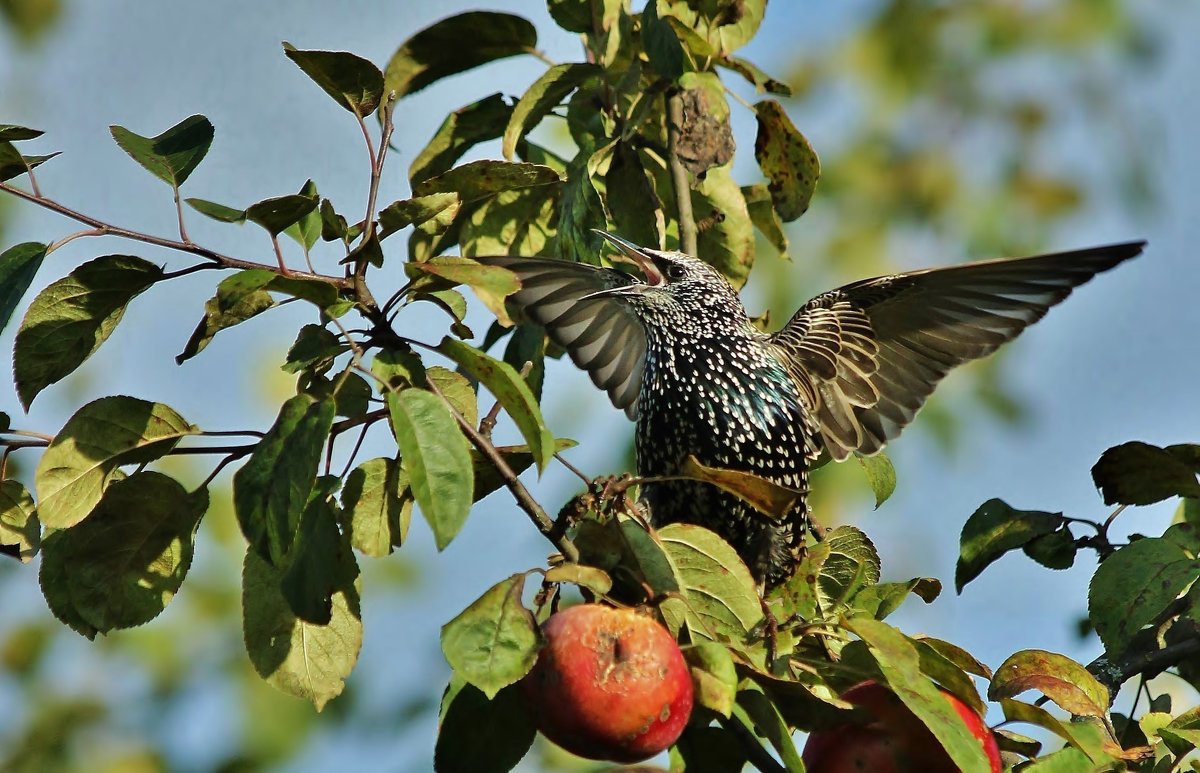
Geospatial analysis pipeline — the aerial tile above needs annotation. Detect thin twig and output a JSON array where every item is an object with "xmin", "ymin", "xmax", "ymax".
[
  {"xmin": 0, "ymin": 180, "xmax": 349, "ymax": 287},
  {"xmin": 45, "ymin": 227, "xmax": 105, "ymax": 255},
  {"xmin": 554, "ymin": 452, "xmax": 591, "ymax": 486},
  {"xmin": 666, "ymin": 90, "xmax": 698, "ymax": 255},
  {"xmin": 173, "ymin": 185, "xmax": 191, "ymax": 243}
]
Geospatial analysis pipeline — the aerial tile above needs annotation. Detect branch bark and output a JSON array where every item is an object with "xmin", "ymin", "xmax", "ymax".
[{"xmin": 666, "ymin": 90, "xmax": 698, "ymax": 256}]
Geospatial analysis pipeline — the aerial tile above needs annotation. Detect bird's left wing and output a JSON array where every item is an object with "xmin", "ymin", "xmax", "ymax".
[
  {"xmin": 475, "ymin": 256, "xmax": 648, "ymax": 419},
  {"xmin": 768, "ymin": 242, "xmax": 1145, "ymax": 460}
]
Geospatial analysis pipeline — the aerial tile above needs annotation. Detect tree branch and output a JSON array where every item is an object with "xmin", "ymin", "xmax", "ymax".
[
  {"xmin": 666, "ymin": 89, "xmax": 698, "ymax": 255},
  {"xmin": 1088, "ymin": 635, "xmax": 1200, "ymax": 699},
  {"xmin": 0, "ymin": 180, "xmax": 351, "ymax": 288}
]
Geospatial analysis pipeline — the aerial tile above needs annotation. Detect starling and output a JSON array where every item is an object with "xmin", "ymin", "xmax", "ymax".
[{"xmin": 479, "ymin": 233, "xmax": 1144, "ymax": 586}]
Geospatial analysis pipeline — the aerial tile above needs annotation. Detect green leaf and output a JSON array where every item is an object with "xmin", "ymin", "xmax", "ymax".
[
  {"xmin": 692, "ymin": 165, "xmax": 754, "ymax": 288},
  {"xmin": 1089, "ymin": 535, "xmax": 1200, "ymax": 658},
  {"xmin": 110, "ymin": 115, "xmax": 214, "ymax": 187},
  {"xmin": 0, "ymin": 124, "xmax": 43, "ymax": 141},
  {"xmin": 956, "ymin": 499, "xmax": 1064, "ymax": 592},
  {"xmin": 658, "ymin": 0, "xmax": 764, "ymax": 56},
  {"xmin": 546, "ymin": 0, "xmax": 592, "ymax": 33},
  {"xmin": 855, "ymin": 451, "xmax": 896, "ymax": 508},
  {"xmin": 989, "ymin": 649, "xmax": 1110, "ymax": 718},
  {"xmin": 0, "ymin": 141, "xmax": 58, "ymax": 181},
  {"xmin": 753, "ymin": 100, "xmax": 820, "ymax": 222},
  {"xmin": 39, "ymin": 530, "xmax": 99, "ymax": 639},
  {"xmin": 319, "ymin": 199, "xmax": 349, "ymax": 242},
  {"xmin": 413, "ymin": 159, "xmax": 561, "ymax": 202},
  {"xmin": 847, "ymin": 617, "xmax": 996, "ymax": 773},
  {"xmin": 176, "ymin": 270, "xmax": 276, "ymax": 364},
  {"xmin": 283, "ymin": 44, "xmax": 384, "ymax": 116},
  {"xmin": 0, "ymin": 479, "xmax": 39, "ymax": 563},
  {"xmin": 386, "ymin": 387, "xmax": 474, "ymax": 550},
  {"xmin": 556, "ymin": 153, "xmax": 606, "ymax": 264},
  {"xmin": 642, "ymin": 0, "xmax": 685, "ymax": 80},
  {"xmin": 1092, "ymin": 441, "xmax": 1200, "ymax": 505},
  {"xmin": 686, "ymin": 641, "xmax": 737, "ymax": 718},
  {"xmin": 915, "ymin": 636, "xmax": 993, "ymax": 679},
  {"xmin": 14, "ymin": 255, "xmax": 163, "ymax": 408},
  {"xmin": 427, "ymin": 366, "xmax": 478, "ymax": 428},
  {"xmin": 282, "ymin": 324, "xmax": 345, "ymax": 375},
  {"xmin": 246, "ymin": 194, "xmax": 319, "ymax": 236},
  {"xmin": 999, "ymin": 699, "xmax": 1102, "ymax": 760},
  {"xmin": 242, "ymin": 547, "xmax": 361, "ymax": 711},
  {"xmin": 440, "ymin": 574, "xmax": 539, "ymax": 698},
  {"xmin": 377, "ymin": 192, "xmax": 461, "ymax": 240},
  {"xmin": 913, "ymin": 638, "xmax": 986, "ymax": 716},
  {"xmin": 459, "ymin": 186, "xmax": 560, "ymax": 259},
  {"xmin": 741, "ymin": 184, "xmax": 788, "ymax": 258},
  {"xmin": 35, "ymin": 397, "xmax": 196, "ymax": 529},
  {"xmin": 734, "ymin": 684, "xmax": 805, "ymax": 771},
  {"xmin": 818, "ymin": 526, "xmax": 882, "ymax": 612},
  {"xmin": 853, "ymin": 577, "xmax": 942, "ymax": 620},
  {"xmin": 340, "ymin": 458, "xmax": 411, "ymax": 558},
  {"xmin": 384, "ymin": 12, "xmax": 537, "ymax": 99},
  {"xmin": 435, "ymin": 677, "xmax": 535, "ymax": 773},
  {"xmin": 282, "ymin": 179, "xmax": 322, "ymax": 250},
  {"xmin": 469, "ymin": 440, "xmax": 577, "ymax": 502},
  {"xmin": 543, "ymin": 563, "xmax": 613, "ymax": 596},
  {"xmin": 658, "ymin": 523, "xmax": 763, "ymax": 648},
  {"xmin": 437, "ymin": 337, "xmax": 554, "ymax": 473},
  {"xmin": 1022, "ymin": 527, "xmax": 1077, "ymax": 570},
  {"xmin": 409, "ymin": 93, "xmax": 512, "ymax": 186},
  {"xmin": 409, "ymin": 256, "xmax": 520, "ymax": 325},
  {"xmin": 0, "ymin": 241, "xmax": 46, "ymax": 333},
  {"xmin": 718, "ymin": 56, "xmax": 791, "ymax": 95},
  {"xmin": 38, "ymin": 472, "xmax": 206, "ymax": 633},
  {"xmin": 281, "ymin": 479, "xmax": 360, "ymax": 625},
  {"xmin": 185, "ymin": 197, "xmax": 247, "ymax": 223},
  {"xmin": 502, "ymin": 63, "xmax": 598, "ymax": 161},
  {"xmin": 233, "ymin": 394, "xmax": 335, "ymax": 565},
  {"xmin": 680, "ymin": 455, "xmax": 801, "ymax": 520},
  {"xmin": 606, "ymin": 142, "xmax": 662, "ymax": 250}
]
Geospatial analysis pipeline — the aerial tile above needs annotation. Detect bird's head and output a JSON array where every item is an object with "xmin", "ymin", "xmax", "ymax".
[{"xmin": 586, "ymin": 230, "xmax": 746, "ymax": 329}]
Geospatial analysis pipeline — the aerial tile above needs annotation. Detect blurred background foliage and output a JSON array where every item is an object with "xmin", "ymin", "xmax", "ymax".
[{"xmin": 0, "ymin": 1, "xmax": 1166, "ymax": 771}]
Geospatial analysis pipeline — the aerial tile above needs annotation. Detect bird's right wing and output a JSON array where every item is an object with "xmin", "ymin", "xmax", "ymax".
[
  {"xmin": 768, "ymin": 242, "xmax": 1145, "ymax": 460},
  {"xmin": 475, "ymin": 256, "xmax": 648, "ymax": 419}
]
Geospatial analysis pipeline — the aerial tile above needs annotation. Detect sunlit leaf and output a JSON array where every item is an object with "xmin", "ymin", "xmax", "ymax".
[
  {"xmin": 989, "ymin": 649, "xmax": 1110, "ymax": 718},
  {"xmin": 687, "ymin": 641, "xmax": 737, "ymax": 717},
  {"xmin": 39, "ymin": 472, "xmax": 206, "ymax": 633},
  {"xmin": 438, "ymin": 337, "xmax": 554, "ymax": 472},
  {"xmin": 185, "ymin": 197, "xmax": 247, "ymax": 223},
  {"xmin": 658, "ymin": 524, "xmax": 763, "ymax": 649},
  {"xmin": 233, "ymin": 394, "xmax": 335, "ymax": 565},
  {"xmin": 377, "ymin": 192, "xmax": 461, "ymax": 239},
  {"xmin": 543, "ymin": 563, "xmax": 613, "ymax": 596},
  {"xmin": 341, "ymin": 457, "xmax": 411, "ymax": 557},
  {"xmin": 386, "ymin": 387, "xmax": 474, "ymax": 550},
  {"xmin": 413, "ymin": 159, "xmax": 561, "ymax": 202},
  {"xmin": 0, "ymin": 479, "xmax": 39, "ymax": 563},
  {"xmin": 282, "ymin": 179, "xmax": 322, "ymax": 250},
  {"xmin": 848, "ymin": 617, "xmax": 996, "ymax": 772},
  {"xmin": 35, "ymin": 396, "xmax": 196, "ymax": 529},
  {"xmin": 410, "ymin": 93, "xmax": 512, "ymax": 185},
  {"xmin": 283, "ymin": 44, "xmax": 384, "ymax": 116},
  {"xmin": 502, "ymin": 63, "xmax": 598, "ymax": 160},
  {"xmin": 176, "ymin": 270, "xmax": 276, "ymax": 363},
  {"xmin": 459, "ymin": 186, "xmax": 559, "ymax": 258},
  {"xmin": 741, "ymin": 184, "xmax": 788, "ymax": 257},
  {"xmin": 110, "ymin": 115, "xmax": 213, "ymax": 187},
  {"xmin": 680, "ymin": 455, "xmax": 801, "ymax": 520},
  {"xmin": 243, "ymin": 548, "xmax": 362, "ymax": 711},
  {"xmin": 718, "ymin": 56, "xmax": 791, "ymax": 95},
  {"xmin": 408, "ymin": 256, "xmax": 520, "ymax": 326},
  {"xmin": 384, "ymin": 12, "xmax": 537, "ymax": 99},
  {"xmin": 818, "ymin": 526, "xmax": 881, "ymax": 613},
  {"xmin": 14, "ymin": 255, "xmax": 162, "ymax": 407},
  {"xmin": 692, "ymin": 165, "xmax": 753, "ymax": 288},
  {"xmin": 440, "ymin": 574, "xmax": 540, "ymax": 698}
]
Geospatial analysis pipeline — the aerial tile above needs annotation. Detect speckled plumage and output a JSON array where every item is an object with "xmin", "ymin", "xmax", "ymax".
[{"xmin": 480, "ymin": 233, "xmax": 1143, "ymax": 585}]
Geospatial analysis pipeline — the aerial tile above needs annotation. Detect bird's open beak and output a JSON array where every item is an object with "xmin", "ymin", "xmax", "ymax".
[{"xmin": 593, "ymin": 230, "xmax": 666, "ymax": 288}]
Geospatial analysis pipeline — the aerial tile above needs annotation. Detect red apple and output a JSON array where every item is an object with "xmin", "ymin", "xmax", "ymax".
[
  {"xmin": 802, "ymin": 681, "xmax": 1001, "ymax": 773},
  {"xmin": 519, "ymin": 604, "xmax": 694, "ymax": 762}
]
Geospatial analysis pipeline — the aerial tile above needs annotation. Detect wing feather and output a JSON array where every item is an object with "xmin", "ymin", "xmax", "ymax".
[{"xmin": 769, "ymin": 242, "xmax": 1145, "ymax": 460}]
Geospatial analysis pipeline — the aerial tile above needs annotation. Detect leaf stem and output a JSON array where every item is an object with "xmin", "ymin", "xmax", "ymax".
[
  {"xmin": 717, "ymin": 713, "xmax": 786, "ymax": 773},
  {"xmin": 666, "ymin": 89, "xmax": 698, "ymax": 255},
  {"xmin": 0, "ymin": 180, "xmax": 350, "ymax": 288}
]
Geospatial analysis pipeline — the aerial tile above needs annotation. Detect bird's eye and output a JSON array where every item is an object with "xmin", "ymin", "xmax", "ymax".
[{"xmin": 666, "ymin": 264, "xmax": 686, "ymax": 280}]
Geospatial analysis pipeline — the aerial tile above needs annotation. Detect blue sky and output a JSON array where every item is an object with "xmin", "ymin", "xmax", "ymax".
[{"xmin": 1, "ymin": 2, "xmax": 1198, "ymax": 770}]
